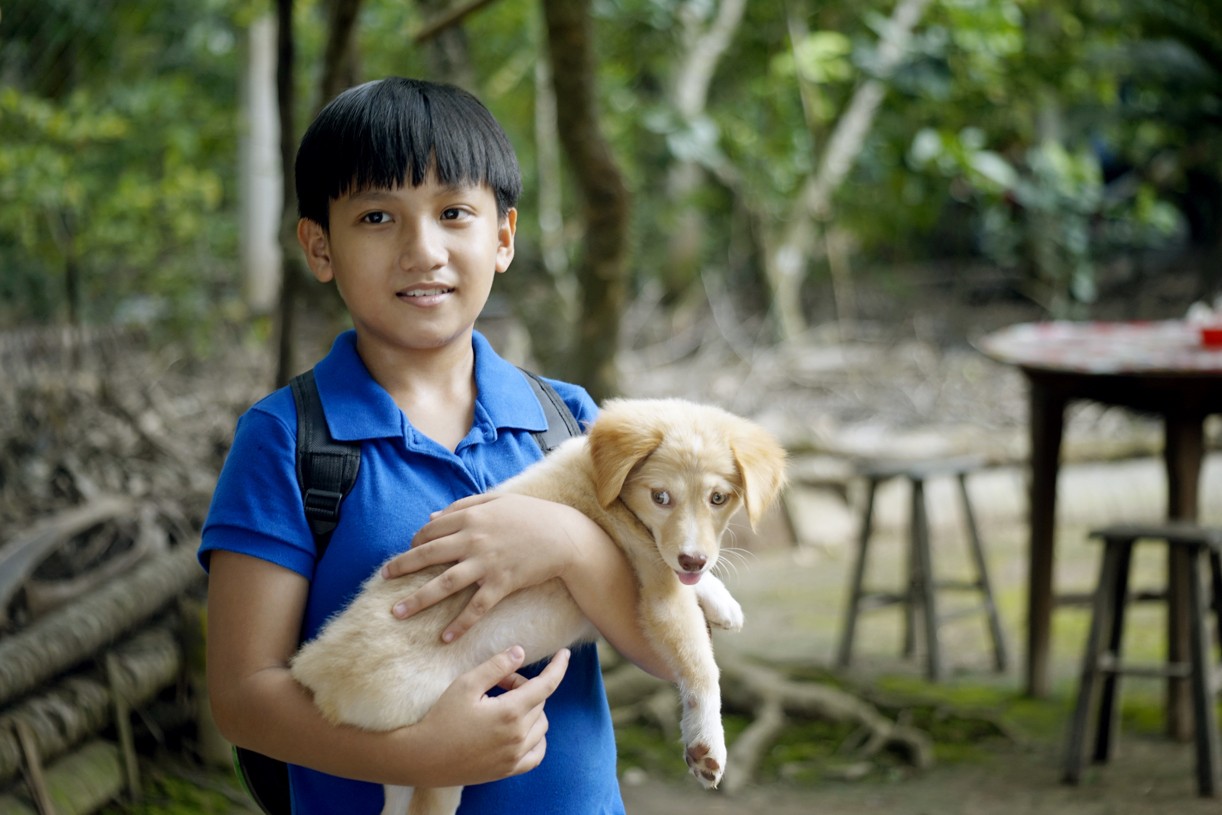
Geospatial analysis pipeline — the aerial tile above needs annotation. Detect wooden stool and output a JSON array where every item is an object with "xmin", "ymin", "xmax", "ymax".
[
  {"xmin": 836, "ymin": 455, "xmax": 1008, "ymax": 681},
  {"xmin": 1063, "ymin": 523, "xmax": 1222, "ymax": 797}
]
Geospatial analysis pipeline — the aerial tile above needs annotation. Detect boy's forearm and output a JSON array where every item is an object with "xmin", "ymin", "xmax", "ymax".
[
  {"xmin": 212, "ymin": 667, "xmax": 480, "ymax": 788},
  {"xmin": 557, "ymin": 513, "xmax": 675, "ymax": 681}
]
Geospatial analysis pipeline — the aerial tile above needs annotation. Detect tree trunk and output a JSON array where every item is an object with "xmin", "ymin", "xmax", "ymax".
[
  {"xmin": 541, "ymin": 0, "xmax": 631, "ymax": 401},
  {"xmin": 762, "ymin": 0, "xmax": 933, "ymax": 341},
  {"xmin": 662, "ymin": 0, "xmax": 747, "ymax": 305},
  {"xmin": 413, "ymin": 0, "xmax": 485, "ymax": 88},
  {"xmin": 273, "ymin": 0, "xmax": 303, "ymax": 388},
  {"xmin": 319, "ymin": 0, "xmax": 364, "ymax": 104},
  {"xmin": 0, "ymin": 544, "xmax": 200, "ymax": 707}
]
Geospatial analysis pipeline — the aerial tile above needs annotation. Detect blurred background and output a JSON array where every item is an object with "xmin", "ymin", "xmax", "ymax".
[
  {"xmin": 3, "ymin": 0, "xmax": 1219, "ymax": 388},
  {"xmin": 2, "ymin": 1, "xmax": 1222, "ymax": 813}
]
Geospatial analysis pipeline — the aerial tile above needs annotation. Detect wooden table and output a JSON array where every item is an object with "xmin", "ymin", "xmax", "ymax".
[{"xmin": 978, "ymin": 320, "xmax": 1222, "ymax": 735}]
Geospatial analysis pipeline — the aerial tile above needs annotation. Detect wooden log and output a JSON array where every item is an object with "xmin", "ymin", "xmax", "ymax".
[
  {"xmin": 0, "ymin": 626, "xmax": 183, "ymax": 784},
  {"xmin": 0, "ymin": 495, "xmax": 135, "ymax": 625},
  {"xmin": 0, "ymin": 543, "xmax": 200, "ymax": 707},
  {"xmin": 0, "ymin": 740, "xmax": 123, "ymax": 815}
]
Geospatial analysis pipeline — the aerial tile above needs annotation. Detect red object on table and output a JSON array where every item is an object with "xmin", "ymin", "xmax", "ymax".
[{"xmin": 978, "ymin": 320, "xmax": 1222, "ymax": 737}]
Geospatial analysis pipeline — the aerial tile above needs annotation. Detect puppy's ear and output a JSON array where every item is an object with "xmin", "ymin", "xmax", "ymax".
[
  {"xmin": 588, "ymin": 402, "xmax": 663, "ymax": 508},
  {"xmin": 730, "ymin": 422, "xmax": 788, "ymax": 528}
]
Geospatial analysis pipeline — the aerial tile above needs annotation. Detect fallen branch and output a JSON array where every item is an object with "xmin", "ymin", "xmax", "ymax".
[
  {"xmin": 0, "ymin": 495, "xmax": 135, "ymax": 626},
  {"xmin": 0, "ymin": 626, "xmax": 183, "ymax": 784},
  {"xmin": 718, "ymin": 656, "xmax": 934, "ymax": 794},
  {"xmin": 603, "ymin": 643, "xmax": 934, "ymax": 793}
]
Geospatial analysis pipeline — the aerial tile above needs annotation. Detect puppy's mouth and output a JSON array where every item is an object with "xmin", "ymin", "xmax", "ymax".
[{"xmin": 676, "ymin": 570, "xmax": 703, "ymax": 586}]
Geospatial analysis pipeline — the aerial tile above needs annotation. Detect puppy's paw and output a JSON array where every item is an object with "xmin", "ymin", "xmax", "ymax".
[
  {"xmin": 684, "ymin": 741, "xmax": 725, "ymax": 789},
  {"xmin": 698, "ymin": 586, "xmax": 744, "ymax": 631}
]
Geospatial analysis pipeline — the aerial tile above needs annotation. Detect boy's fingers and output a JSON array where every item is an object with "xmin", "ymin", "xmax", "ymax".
[
  {"xmin": 461, "ymin": 645, "xmax": 527, "ymax": 696},
  {"xmin": 438, "ymin": 584, "xmax": 504, "ymax": 642},
  {"xmin": 502, "ymin": 648, "xmax": 570, "ymax": 709},
  {"xmin": 390, "ymin": 562, "xmax": 477, "ymax": 620},
  {"xmin": 428, "ymin": 493, "xmax": 493, "ymax": 519},
  {"xmin": 496, "ymin": 671, "xmax": 530, "ymax": 692}
]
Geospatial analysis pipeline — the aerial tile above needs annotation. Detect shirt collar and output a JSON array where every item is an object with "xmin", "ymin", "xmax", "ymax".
[{"xmin": 312, "ymin": 330, "xmax": 548, "ymax": 442}]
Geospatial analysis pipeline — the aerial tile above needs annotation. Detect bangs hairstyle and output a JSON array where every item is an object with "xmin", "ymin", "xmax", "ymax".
[{"xmin": 295, "ymin": 77, "xmax": 522, "ymax": 228}]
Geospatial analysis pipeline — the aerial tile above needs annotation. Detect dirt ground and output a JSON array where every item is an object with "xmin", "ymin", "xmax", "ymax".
[{"xmin": 619, "ymin": 736, "xmax": 1222, "ymax": 815}]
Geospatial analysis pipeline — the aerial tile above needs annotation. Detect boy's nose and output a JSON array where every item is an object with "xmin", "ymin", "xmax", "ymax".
[{"xmin": 399, "ymin": 222, "xmax": 447, "ymax": 271}]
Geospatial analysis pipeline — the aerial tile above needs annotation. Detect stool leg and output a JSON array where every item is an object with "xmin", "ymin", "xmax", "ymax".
[
  {"xmin": 911, "ymin": 477, "xmax": 942, "ymax": 682},
  {"xmin": 1210, "ymin": 552, "xmax": 1222, "ymax": 650},
  {"xmin": 957, "ymin": 473, "xmax": 1008, "ymax": 672},
  {"xmin": 902, "ymin": 480, "xmax": 918, "ymax": 660},
  {"xmin": 1093, "ymin": 540, "xmax": 1134, "ymax": 765},
  {"xmin": 837, "ymin": 478, "xmax": 879, "ymax": 668},
  {"xmin": 1187, "ymin": 548, "xmax": 1221, "ymax": 797},
  {"xmin": 1064, "ymin": 538, "xmax": 1129, "ymax": 785}
]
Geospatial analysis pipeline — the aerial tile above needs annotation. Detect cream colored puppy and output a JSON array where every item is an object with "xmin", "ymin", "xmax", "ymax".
[{"xmin": 290, "ymin": 398, "xmax": 788, "ymax": 815}]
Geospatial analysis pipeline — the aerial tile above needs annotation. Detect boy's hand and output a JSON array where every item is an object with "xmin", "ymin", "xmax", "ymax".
[
  {"xmin": 380, "ymin": 493, "xmax": 591, "ymax": 642},
  {"xmin": 419, "ymin": 645, "xmax": 570, "ymax": 784}
]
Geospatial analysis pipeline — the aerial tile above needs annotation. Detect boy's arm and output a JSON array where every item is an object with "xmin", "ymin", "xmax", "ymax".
[
  {"xmin": 205, "ymin": 550, "xmax": 569, "ymax": 787},
  {"xmin": 383, "ymin": 494, "xmax": 675, "ymax": 681}
]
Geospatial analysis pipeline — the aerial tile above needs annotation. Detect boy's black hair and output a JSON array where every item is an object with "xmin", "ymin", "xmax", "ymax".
[{"xmin": 295, "ymin": 77, "xmax": 522, "ymax": 229}]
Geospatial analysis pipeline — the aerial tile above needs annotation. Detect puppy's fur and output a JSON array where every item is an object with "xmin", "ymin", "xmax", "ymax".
[{"xmin": 290, "ymin": 398, "xmax": 788, "ymax": 815}]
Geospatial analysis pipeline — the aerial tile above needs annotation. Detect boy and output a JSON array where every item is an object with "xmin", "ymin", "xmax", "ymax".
[{"xmin": 201, "ymin": 77, "xmax": 668, "ymax": 815}]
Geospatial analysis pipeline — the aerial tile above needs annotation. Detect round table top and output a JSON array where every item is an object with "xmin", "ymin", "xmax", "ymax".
[{"xmin": 977, "ymin": 320, "xmax": 1222, "ymax": 376}]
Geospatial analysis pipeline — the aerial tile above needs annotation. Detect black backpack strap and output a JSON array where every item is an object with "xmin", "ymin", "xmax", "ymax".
[
  {"xmin": 519, "ymin": 368, "xmax": 583, "ymax": 453},
  {"xmin": 290, "ymin": 369, "xmax": 360, "ymax": 562},
  {"xmin": 233, "ymin": 746, "xmax": 292, "ymax": 815}
]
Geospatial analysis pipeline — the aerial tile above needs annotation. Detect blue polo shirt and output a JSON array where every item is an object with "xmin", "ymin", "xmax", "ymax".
[{"xmin": 200, "ymin": 330, "xmax": 624, "ymax": 815}]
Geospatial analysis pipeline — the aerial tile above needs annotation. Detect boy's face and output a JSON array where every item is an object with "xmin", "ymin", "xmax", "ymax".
[{"xmin": 297, "ymin": 170, "xmax": 515, "ymax": 360}]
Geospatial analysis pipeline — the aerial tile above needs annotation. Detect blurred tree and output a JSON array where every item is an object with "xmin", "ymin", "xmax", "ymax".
[
  {"xmin": 542, "ymin": 0, "xmax": 632, "ymax": 400},
  {"xmin": 0, "ymin": 0, "xmax": 239, "ymax": 338},
  {"xmin": 3, "ymin": 0, "xmax": 1220, "ymax": 350}
]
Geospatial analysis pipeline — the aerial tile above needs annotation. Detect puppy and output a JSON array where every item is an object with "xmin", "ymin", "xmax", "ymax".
[{"xmin": 290, "ymin": 398, "xmax": 788, "ymax": 815}]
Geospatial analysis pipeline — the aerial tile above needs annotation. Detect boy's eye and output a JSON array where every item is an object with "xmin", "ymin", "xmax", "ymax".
[
  {"xmin": 361, "ymin": 211, "xmax": 391, "ymax": 225},
  {"xmin": 440, "ymin": 207, "xmax": 464, "ymax": 221}
]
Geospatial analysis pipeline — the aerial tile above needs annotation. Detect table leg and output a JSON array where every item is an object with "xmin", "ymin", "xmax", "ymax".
[
  {"xmin": 1165, "ymin": 412, "xmax": 1204, "ymax": 741},
  {"xmin": 1027, "ymin": 377, "xmax": 1066, "ymax": 698}
]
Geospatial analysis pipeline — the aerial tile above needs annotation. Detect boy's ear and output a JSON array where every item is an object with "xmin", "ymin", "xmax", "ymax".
[
  {"xmin": 297, "ymin": 218, "xmax": 334, "ymax": 283},
  {"xmin": 495, "ymin": 208, "xmax": 517, "ymax": 274}
]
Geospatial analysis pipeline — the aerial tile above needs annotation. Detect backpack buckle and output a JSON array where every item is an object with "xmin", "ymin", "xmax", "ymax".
[{"xmin": 303, "ymin": 488, "xmax": 343, "ymax": 526}]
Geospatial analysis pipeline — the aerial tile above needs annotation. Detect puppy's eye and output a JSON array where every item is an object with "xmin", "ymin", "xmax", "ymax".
[
  {"xmin": 710, "ymin": 491, "xmax": 728, "ymax": 506},
  {"xmin": 652, "ymin": 490, "xmax": 671, "ymax": 506}
]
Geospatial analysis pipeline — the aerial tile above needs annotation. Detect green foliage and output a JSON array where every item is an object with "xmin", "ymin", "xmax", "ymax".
[
  {"xmin": 0, "ymin": 0, "xmax": 240, "ymax": 338},
  {"xmin": 2, "ymin": 0, "xmax": 1219, "ymax": 337}
]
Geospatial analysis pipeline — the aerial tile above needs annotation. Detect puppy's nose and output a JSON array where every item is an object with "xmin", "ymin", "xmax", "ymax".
[{"xmin": 678, "ymin": 553, "xmax": 707, "ymax": 573}]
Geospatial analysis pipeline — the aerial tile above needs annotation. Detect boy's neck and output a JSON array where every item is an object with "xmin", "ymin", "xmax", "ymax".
[{"xmin": 355, "ymin": 330, "xmax": 478, "ymax": 449}]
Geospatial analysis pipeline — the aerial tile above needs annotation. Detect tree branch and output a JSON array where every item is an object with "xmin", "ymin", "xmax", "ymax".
[{"xmin": 413, "ymin": 0, "xmax": 501, "ymax": 43}]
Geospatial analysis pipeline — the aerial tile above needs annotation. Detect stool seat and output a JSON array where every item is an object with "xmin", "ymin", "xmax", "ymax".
[
  {"xmin": 836, "ymin": 455, "xmax": 1008, "ymax": 681},
  {"xmin": 856, "ymin": 453, "xmax": 988, "ymax": 480},
  {"xmin": 1063, "ymin": 523, "xmax": 1222, "ymax": 797}
]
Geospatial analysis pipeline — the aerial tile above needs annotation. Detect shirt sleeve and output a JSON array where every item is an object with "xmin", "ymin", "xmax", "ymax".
[
  {"xmin": 198, "ymin": 404, "xmax": 318, "ymax": 578},
  {"xmin": 542, "ymin": 377, "xmax": 599, "ymax": 431}
]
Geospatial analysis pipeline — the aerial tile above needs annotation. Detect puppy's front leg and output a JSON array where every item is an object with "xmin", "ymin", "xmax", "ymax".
[
  {"xmin": 642, "ymin": 594, "xmax": 728, "ymax": 789},
  {"xmin": 693, "ymin": 574, "xmax": 743, "ymax": 631}
]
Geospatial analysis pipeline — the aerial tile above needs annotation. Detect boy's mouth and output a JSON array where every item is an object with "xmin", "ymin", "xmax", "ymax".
[{"xmin": 399, "ymin": 287, "xmax": 455, "ymax": 297}]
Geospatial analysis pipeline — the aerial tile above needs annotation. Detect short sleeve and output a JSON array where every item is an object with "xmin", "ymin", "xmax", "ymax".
[{"xmin": 199, "ymin": 404, "xmax": 318, "ymax": 578}]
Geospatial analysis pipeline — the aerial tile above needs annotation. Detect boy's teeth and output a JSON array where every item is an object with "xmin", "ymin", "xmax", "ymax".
[{"xmin": 404, "ymin": 288, "xmax": 447, "ymax": 296}]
